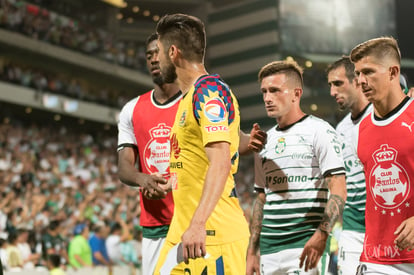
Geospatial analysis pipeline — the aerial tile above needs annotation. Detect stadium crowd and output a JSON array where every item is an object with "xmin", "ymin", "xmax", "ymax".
[
  {"xmin": 0, "ymin": 61, "xmax": 131, "ymax": 108},
  {"xmin": 0, "ymin": 119, "xmax": 255, "ymax": 272},
  {"xmin": 0, "ymin": 0, "xmax": 147, "ymax": 72}
]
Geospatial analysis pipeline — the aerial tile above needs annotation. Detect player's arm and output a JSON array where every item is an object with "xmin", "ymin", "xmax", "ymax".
[
  {"xmin": 181, "ymin": 141, "xmax": 230, "ymax": 264},
  {"xmin": 300, "ymin": 173, "xmax": 346, "ymax": 271},
  {"xmin": 117, "ymin": 147, "xmax": 167, "ymax": 199},
  {"xmin": 117, "ymin": 99, "xmax": 167, "ymax": 198},
  {"xmin": 246, "ymin": 190, "xmax": 265, "ymax": 275},
  {"xmin": 319, "ymin": 174, "xmax": 346, "ymax": 234}
]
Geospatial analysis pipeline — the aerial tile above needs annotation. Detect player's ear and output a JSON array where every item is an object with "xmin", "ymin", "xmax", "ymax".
[
  {"xmin": 389, "ymin": 65, "xmax": 399, "ymax": 82},
  {"xmin": 169, "ymin": 45, "xmax": 180, "ymax": 61},
  {"xmin": 293, "ymin": 88, "xmax": 303, "ymax": 101}
]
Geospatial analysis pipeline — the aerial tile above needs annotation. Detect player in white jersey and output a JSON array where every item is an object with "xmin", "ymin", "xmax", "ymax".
[
  {"xmin": 246, "ymin": 60, "xmax": 347, "ymax": 275},
  {"xmin": 326, "ymin": 56, "xmax": 372, "ymax": 275}
]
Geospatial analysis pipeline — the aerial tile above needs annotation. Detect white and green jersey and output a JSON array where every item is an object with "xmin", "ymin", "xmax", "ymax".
[
  {"xmin": 255, "ymin": 115, "xmax": 345, "ymax": 255},
  {"xmin": 336, "ymin": 105, "xmax": 371, "ymax": 232}
]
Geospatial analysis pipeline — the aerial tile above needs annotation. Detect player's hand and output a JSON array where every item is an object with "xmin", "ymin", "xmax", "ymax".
[
  {"xmin": 394, "ymin": 216, "xmax": 414, "ymax": 251},
  {"xmin": 159, "ymin": 176, "xmax": 173, "ymax": 193},
  {"xmin": 246, "ymin": 249, "xmax": 260, "ymax": 275},
  {"xmin": 299, "ymin": 229, "xmax": 328, "ymax": 272},
  {"xmin": 141, "ymin": 173, "xmax": 167, "ymax": 199},
  {"xmin": 248, "ymin": 123, "xmax": 267, "ymax": 152},
  {"xmin": 181, "ymin": 222, "xmax": 206, "ymax": 264}
]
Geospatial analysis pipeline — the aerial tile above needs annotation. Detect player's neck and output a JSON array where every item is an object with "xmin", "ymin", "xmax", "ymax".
[
  {"xmin": 350, "ymin": 95, "xmax": 370, "ymax": 118},
  {"xmin": 373, "ymin": 87, "xmax": 406, "ymax": 118},
  {"xmin": 153, "ymin": 83, "xmax": 180, "ymax": 104},
  {"xmin": 176, "ymin": 62, "xmax": 208, "ymax": 95},
  {"xmin": 276, "ymin": 109, "xmax": 306, "ymax": 129}
]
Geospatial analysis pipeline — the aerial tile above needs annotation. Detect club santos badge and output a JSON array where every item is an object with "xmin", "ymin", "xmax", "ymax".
[
  {"xmin": 144, "ymin": 123, "xmax": 171, "ymax": 177},
  {"xmin": 370, "ymin": 144, "xmax": 410, "ymax": 211},
  {"xmin": 275, "ymin": 137, "xmax": 286, "ymax": 154}
]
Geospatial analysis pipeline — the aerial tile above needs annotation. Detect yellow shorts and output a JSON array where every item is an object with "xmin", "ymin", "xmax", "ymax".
[{"xmin": 154, "ymin": 238, "xmax": 249, "ymax": 275}]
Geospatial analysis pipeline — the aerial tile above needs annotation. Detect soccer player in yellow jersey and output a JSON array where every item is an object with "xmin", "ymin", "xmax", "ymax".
[{"xmin": 153, "ymin": 13, "xmax": 250, "ymax": 274}]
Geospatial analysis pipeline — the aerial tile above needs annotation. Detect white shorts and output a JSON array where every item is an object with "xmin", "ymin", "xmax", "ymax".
[
  {"xmin": 338, "ymin": 230, "xmax": 364, "ymax": 275},
  {"xmin": 260, "ymin": 248, "xmax": 329, "ymax": 275},
  {"xmin": 142, "ymin": 236, "xmax": 166, "ymax": 275},
  {"xmin": 356, "ymin": 262, "xmax": 414, "ymax": 275}
]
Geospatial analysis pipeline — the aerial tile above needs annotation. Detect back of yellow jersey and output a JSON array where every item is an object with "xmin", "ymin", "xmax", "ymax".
[{"xmin": 168, "ymin": 74, "xmax": 249, "ymax": 245}]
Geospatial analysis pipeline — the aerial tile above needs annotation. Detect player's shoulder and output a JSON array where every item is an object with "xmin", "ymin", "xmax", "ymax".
[
  {"xmin": 265, "ymin": 125, "xmax": 278, "ymax": 136},
  {"xmin": 120, "ymin": 96, "xmax": 139, "ymax": 114},
  {"xmin": 335, "ymin": 113, "xmax": 352, "ymax": 131},
  {"xmin": 194, "ymin": 74, "xmax": 231, "ymax": 94},
  {"xmin": 120, "ymin": 90, "xmax": 154, "ymax": 111},
  {"xmin": 303, "ymin": 115, "xmax": 334, "ymax": 129}
]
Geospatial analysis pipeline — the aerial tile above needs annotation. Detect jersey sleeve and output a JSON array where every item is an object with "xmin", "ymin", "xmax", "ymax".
[
  {"xmin": 254, "ymin": 152, "xmax": 266, "ymax": 193},
  {"xmin": 314, "ymin": 122, "xmax": 345, "ymax": 177},
  {"xmin": 117, "ymin": 97, "xmax": 139, "ymax": 151},
  {"xmin": 192, "ymin": 77, "xmax": 236, "ymax": 147}
]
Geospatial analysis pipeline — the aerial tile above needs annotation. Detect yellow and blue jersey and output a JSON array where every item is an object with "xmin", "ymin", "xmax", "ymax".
[{"xmin": 167, "ymin": 74, "xmax": 249, "ymax": 245}]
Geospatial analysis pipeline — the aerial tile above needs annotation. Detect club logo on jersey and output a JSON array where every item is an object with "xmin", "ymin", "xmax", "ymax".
[
  {"xmin": 143, "ymin": 123, "xmax": 171, "ymax": 176},
  {"xmin": 369, "ymin": 144, "xmax": 410, "ymax": 211},
  {"xmin": 170, "ymin": 133, "xmax": 180, "ymax": 159},
  {"xmin": 275, "ymin": 137, "xmax": 286, "ymax": 154},
  {"xmin": 204, "ymin": 97, "xmax": 227, "ymax": 123},
  {"xmin": 179, "ymin": 110, "xmax": 186, "ymax": 127}
]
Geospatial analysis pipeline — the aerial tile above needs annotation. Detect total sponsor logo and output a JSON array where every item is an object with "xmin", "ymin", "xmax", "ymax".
[
  {"xmin": 204, "ymin": 125, "xmax": 228, "ymax": 133},
  {"xmin": 204, "ymin": 97, "xmax": 227, "ymax": 123}
]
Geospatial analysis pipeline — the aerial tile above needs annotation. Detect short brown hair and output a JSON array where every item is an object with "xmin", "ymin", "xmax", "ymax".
[
  {"xmin": 156, "ymin": 13, "xmax": 206, "ymax": 63},
  {"xmin": 326, "ymin": 56, "xmax": 355, "ymax": 83},
  {"xmin": 258, "ymin": 60, "xmax": 304, "ymax": 87},
  {"xmin": 350, "ymin": 37, "xmax": 401, "ymax": 65}
]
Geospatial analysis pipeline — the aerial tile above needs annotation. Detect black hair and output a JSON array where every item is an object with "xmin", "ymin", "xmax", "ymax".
[{"xmin": 48, "ymin": 254, "xmax": 61, "ymax": 268}]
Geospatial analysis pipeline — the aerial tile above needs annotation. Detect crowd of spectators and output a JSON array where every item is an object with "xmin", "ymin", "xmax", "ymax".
[
  {"xmin": 0, "ymin": 118, "xmax": 256, "ymax": 272},
  {"xmin": 0, "ymin": 120, "xmax": 142, "ymax": 271},
  {"xmin": 0, "ymin": 0, "xmax": 147, "ymax": 72},
  {"xmin": 0, "ymin": 61, "xmax": 131, "ymax": 108}
]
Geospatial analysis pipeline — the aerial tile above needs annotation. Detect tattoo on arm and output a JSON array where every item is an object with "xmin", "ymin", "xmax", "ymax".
[
  {"xmin": 248, "ymin": 194, "xmax": 265, "ymax": 252},
  {"xmin": 319, "ymin": 194, "xmax": 345, "ymax": 234}
]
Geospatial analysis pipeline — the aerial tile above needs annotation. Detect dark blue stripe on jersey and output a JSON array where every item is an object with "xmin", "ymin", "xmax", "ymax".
[
  {"xmin": 229, "ymin": 187, "xmax": 238, "ymax": 198},
  {"xmin": 216, "ymin": 256, "xmax": 224, "ymax": 275},
  {"xmin": 192, "ymin": 74, "xmax": 236, "ymax": 125},
  {"xmin": 231, "ymin": 152, "xmax": 238, "ymax": 165}
]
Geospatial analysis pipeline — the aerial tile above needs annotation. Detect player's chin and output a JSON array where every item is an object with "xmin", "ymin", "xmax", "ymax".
[{"xmin": 266, "ymin": 111, "xmax": 278, "ymax": 118}]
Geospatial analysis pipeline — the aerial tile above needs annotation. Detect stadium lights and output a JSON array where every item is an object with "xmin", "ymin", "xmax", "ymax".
[
  {"xmin": 305, "ymin": 60, "xmax": 313, "ymax": 68},
  {"xmin": 100, "ymin": 0, "xmax": 127, "ymax": 8}
]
